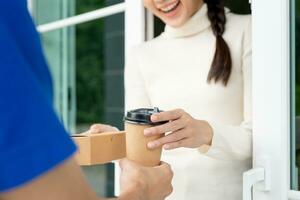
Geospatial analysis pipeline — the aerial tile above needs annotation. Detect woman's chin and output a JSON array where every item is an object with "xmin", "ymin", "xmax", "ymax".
[{"xmin": 163, "ymin": 17, "xmax": 188, "ymax": 28}]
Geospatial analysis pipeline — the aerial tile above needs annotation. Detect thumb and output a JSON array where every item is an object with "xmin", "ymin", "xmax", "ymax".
[
  {"xmin": 154, "ymin": 161, "xmax": 172, "ymax": 173},
  {"xmin": 89, "ymin": 124, "xmax": 103, "ymax": 133},
  {"xmin": 89, "ymin": 124, "xmax": 118, "ymax": 133}
]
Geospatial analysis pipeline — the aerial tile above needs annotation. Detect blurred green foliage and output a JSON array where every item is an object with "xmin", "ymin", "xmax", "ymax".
[
  {"xmin": 76, "ymin": 0, "xmax": 105, "ymax": 124},
  {"xmin": 225, "ymin": 0, "xmax": 251, "ymax": 14}
]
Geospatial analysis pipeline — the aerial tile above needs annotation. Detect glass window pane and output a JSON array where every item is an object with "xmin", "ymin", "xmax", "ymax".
[
  {"xmin": 291, "ymin": 0, "xmax": 300, "ymax": 190},
  {"xmin": 75, "ymin": 9, "xmax": 125, "ymax": 134},
  {"xmin": 75, "ymin": 5, "xmax": 124, "ymax": 197},
  {"xmin": 33, "ymin": 0, "xmax": 76, "ymax": 131},
  {"xmin": 32, "ymin": 0, "xmax": 69, "ymax": 24},
  {"xmin": 32, "ymin": 0, "xmax": 124, "ymax": 197}
]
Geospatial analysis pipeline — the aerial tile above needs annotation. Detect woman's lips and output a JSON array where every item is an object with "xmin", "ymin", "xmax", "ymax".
[
  {"xmin": 159, "ymin": 0, "xmax": 180, "ymax": 13},
  {"xmin": 158, "ymin": 0, "xmax": 181, "ymax": 18}
]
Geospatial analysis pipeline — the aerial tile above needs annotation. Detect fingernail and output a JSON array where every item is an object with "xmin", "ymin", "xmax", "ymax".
[
  {"xmin": 163, "ymin": 144, "xmax": 170, "ymax": 149},
  {"xmin": 89, "ymin": 129, "xmax": 96, "ymax": 134},
  {"xmin": 151, "ymin": 115, "xmax": 158, "ymax": 121},
  {"xmin": 112, "ymin": 127, "xmax": 119, "ymax": 131},
  {"xmin": 144, "ymin": 129, "xmax": 151, "ymax": 136},
  {"xmin": 148, "ymin": 142, "xmax": 156, "ymax": 149},
  {"xmin": 90, "ymin": 126, "xmax": 97, "ymax": 131},
  {"xmin": 90, "ymin": 125, "xmax": 100, "ymax": 131}
]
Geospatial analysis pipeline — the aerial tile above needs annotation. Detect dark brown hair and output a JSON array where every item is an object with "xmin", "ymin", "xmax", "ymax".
[{"xmin": 204, "ymin": 0, "xmax": 232, "ymax": 86}]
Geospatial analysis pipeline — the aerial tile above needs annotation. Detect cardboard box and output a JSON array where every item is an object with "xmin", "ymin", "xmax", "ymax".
[{"xmin": 72, "ymin": 131, "xmax": 126, "ymax": 166}]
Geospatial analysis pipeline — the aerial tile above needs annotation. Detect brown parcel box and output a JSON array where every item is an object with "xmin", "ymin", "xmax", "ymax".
[{"xmin": 72, "ymin": 131, "xmax": 126, "ymax": 166}]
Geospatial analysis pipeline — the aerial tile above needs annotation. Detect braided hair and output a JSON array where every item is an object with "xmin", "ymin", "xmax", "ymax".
[{"xmin": 204, "ymin": 0, "xmax": 232, "ymax": 86}]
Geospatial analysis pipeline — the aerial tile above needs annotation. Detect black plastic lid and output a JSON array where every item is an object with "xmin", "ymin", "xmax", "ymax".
[{"xmin": 124, "ymin": 107, "xmax": 167, "ymax": 125}]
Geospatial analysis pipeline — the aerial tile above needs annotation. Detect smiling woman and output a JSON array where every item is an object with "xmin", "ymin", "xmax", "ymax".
[
  {"xmin": 124, "ymin": 0, "xmax": 252, "ymax": 199},
  {"xmin": 88, "ymin": 0, "xmax": 252, "ymax": 199}
]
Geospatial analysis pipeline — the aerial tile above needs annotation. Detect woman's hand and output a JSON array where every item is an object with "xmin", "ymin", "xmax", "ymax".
[
  {"xmin": 144, "ymin": 109, "xmax": 214, "ymax": 150},
  {"xmin": 89, "ymin": 123, "xmax": 119, "ymax": 134}
]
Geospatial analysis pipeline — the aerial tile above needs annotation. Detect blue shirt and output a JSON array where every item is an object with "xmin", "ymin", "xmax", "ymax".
[{"xmin": 0, "ymin": 0, "xmax": 77, "ymax": 192}]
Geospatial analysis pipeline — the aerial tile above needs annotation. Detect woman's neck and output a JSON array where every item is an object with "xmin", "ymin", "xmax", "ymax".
[{"xmin": 163, "ymin": 3, "xmax": 210, "ymax": 38}]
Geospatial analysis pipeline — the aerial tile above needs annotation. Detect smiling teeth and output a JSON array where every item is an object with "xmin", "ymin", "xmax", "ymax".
[{"xmin": 160, "ymin": 1, "xmax": 179, "ymax": 13}]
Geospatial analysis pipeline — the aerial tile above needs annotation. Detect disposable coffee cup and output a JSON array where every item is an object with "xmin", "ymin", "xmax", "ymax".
[{"xmin": 124, "ymin": 107, "xmax": 166, "ymax": 167}]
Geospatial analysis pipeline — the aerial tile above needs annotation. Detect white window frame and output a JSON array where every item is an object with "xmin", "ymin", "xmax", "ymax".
[
  {"xmin": 37, "ymin": 3, "xmax": 126, "ymax": 33},
  {"xmin": 244, "ymin": 0, "xmax": 300, "ymax": 199}
]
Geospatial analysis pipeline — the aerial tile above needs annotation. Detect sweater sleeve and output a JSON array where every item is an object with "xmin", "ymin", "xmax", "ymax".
[
  {"xmin": 124, "ymin": 46, "xmax": 152, "ymax": 111},
  {"xmin": 199, "ymin": 17, "xmax": 252, "ymax": 161}
]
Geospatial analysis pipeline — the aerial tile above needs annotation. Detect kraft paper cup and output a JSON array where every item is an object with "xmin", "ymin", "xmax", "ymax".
[{"xmin": 124, "ymin": 108, "xmax": 166, "ymax": 167}]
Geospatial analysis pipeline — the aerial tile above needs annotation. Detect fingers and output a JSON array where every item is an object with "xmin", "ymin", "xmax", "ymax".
[
  {"xmin": 155, "ymin": 161, "xmax": 172, "ymax": 172},
  {"xmin": 144, "ymin": 118, "xmax": 185, "ymax": 136},
  {"xmin": 163, "ymin": 138, "xmax": 191, "ymax": 150},
  {"xmin": 89, "ymin": 124, "xmax": 119, "ymax": 134},
  {"xmin": 89, "ymin": 124, "xmax": 106, "ymax": 133},
  {"xmin": 151, "ymin": 109, "xmax": 184, "ymax": 122},
  {"xmin": 147, "ymin": 130, "xmax": 186, "ymax": 149},
  {"xmin": 121, "ymin": 159, "xmax": 172, "ymax": 172}
]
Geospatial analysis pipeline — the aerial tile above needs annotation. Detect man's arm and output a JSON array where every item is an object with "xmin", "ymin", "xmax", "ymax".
[
  {"xmin": 0, "ymin": 158, "xmax": 103, "ymax": 200},
  {"xmin": 0, "ymin": 157, "xmax": 173, "ymax": 200},
  {"xmin": 0, "ymin": 157, "xmax": 132, "ymax": 200}
]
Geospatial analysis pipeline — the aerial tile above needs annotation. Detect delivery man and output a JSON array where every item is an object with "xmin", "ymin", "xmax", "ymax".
[{"xmin": 0, "ymin": 1, "xmax": 173, "ymax": 200}]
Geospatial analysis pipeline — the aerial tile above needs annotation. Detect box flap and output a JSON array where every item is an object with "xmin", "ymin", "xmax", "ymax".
[
  {"xmin": 88, "ymin": 131, "xmax": 126, "ymax": 137},
  {"xmin": 71, "ymin": 131, "xmax": 126, "ymax": 138},
  {"xmin": 71, "ymin": 131, "xmax": 90, "ymax": 137}
]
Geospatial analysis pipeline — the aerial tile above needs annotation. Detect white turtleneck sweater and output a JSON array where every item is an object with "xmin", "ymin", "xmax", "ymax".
[{"xmin": 125, "ymin": 4, "xmax": 252, "ymax": 200}]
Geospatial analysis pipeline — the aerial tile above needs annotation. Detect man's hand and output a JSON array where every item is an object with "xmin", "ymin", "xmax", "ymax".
[
  {"xmin": 89, "ymin": 124, "xmax": 119, "ymax": 134},
  {"xmin": 118, "ymin": 159, "xmax": 173, "ymax": 200},
  {"xmin": 0, "ymin": 157, "xmax": 173, "ymax": 200}
]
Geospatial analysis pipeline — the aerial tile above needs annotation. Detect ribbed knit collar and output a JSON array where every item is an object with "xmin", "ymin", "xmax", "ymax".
[{"xmin": 163, "ymin": 4, "xmax": 229, "ymax": 38}]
